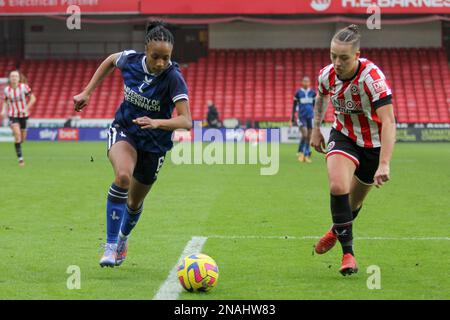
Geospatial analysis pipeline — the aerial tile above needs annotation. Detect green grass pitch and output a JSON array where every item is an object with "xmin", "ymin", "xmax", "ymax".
[{"xmin": 0, "ymin": 141, "xmax": 449, "ymax": 299}]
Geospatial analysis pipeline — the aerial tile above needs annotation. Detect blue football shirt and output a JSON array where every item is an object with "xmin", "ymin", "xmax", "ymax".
[
  {"xmin": 294, "ymin": 88, "xmax": 316, "ymax": 119},
  {"xmin": 112, "ymin": 50, "xmax": 189, "ymax": 153}
]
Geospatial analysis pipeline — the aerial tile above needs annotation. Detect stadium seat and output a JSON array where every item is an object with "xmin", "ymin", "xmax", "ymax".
[{"xmin": 11, "ymin": 48, "xmax": 450, "ymax": 123}]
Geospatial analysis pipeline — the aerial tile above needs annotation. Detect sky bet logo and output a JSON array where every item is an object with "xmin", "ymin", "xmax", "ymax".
[
  {"xmin": 58, "ymin": 128, "xmax": 79, "ymax": 141},
  {"xmin": 39, "ymin": 129, "xmax": 58, "ymax": 141}
]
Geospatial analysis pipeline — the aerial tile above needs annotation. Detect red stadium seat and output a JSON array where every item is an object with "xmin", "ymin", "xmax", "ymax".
[{"xmin": 11, "ymin": 48, "xmax": 450, "ymax": 123}]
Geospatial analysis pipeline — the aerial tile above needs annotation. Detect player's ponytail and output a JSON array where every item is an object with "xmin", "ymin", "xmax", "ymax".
[
  {"xmin": 19, "ymin": 71, "xmax": 29, "ymax": 85},
  {"xmin": 145, "ymin": 20, "xmax": 174, "ymax": 45},
  {"xmin": 332, "ymin": 24, "xmax": 361, "ymax": 50}
]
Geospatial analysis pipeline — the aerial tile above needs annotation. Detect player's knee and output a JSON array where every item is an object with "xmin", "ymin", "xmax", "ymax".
[
  {"xmin": 115, "ymin": 171, "xmax": 132, "ymax": 189},
  {"xmin": 329, "ymin": 181, "xmax": 349, "ymax": 195}
]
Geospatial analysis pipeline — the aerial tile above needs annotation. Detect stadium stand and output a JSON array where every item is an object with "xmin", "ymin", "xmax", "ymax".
[
  {"xmin": 11, "ymin": 47, "xmax": 450, "ymax": 123},
  {"xmin": 0, "ymin": 57, "xmax": 17, "ymax": 80}
]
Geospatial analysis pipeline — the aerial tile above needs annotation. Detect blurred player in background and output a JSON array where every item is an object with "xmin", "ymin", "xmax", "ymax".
[
  {"xmin": 206, "ymin": 100, "xmax": 221, "ymax": 128},
  {"xmin": 311, "ymin": 25, "xmax": 396, "ymax": 276},
  {"xmin": 291, "ymin": 76, "xmax": 316, "ymax": 163},
  {"xmin": 73, "ymin": 21, "xmax": 192, "ymax": 268},
  {"xmin": 1, "ymin": 70, "xmax": 36, "ymax": 166}
]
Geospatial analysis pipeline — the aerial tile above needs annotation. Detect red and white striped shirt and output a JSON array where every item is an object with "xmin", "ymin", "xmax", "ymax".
[
  {"xmin": 318, "ymin": 58, "xmax": 392, "ymax": 148},
  {"xmin": 3, "ymin": 83, "xmax": 32, "ymax": 118}
]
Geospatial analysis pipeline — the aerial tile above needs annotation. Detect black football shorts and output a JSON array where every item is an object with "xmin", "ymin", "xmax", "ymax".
[
  {"xmin": 326, "ymin": 128, "xmax": 380, "ymax": 185},
  {"xmin": 9, "ymin": 117, "xmax": 28, "ymax": 130},
  {"xmin": 107, "ymin": 125, "xmax": 166, "ymax": 185}
]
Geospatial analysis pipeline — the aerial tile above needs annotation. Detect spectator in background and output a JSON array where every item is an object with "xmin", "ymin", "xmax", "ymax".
[
  {"xmin": 64, "ymin": 115, "xmax": 81, "ymax": 128},
  {"xmin": 206, "ymin": 100, "xmax": 221, "ymax": 128}
]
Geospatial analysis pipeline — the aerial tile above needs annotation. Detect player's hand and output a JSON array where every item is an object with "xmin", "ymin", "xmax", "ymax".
[
  {"xmin": 73, "ymin": 92, "xmax": 90, "ymax": 112},
  {"xmin": 374, "ymin": 163, "xmax": 390, "ymax": 188},
  {"xmin": 310, "ymin": 128, "xmax": 326, "ymax": 154},
  {"xmin": 133, "ymin": 117, "xmax": 160, "ymax": 129}
]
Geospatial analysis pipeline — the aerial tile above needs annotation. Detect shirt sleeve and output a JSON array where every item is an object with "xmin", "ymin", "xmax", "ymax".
[
  {"xmin": 23, "ymin": 84, "xmax": 32, "ymax": 96},
  {"xmin": 317, "ymin": 68, "xmax": 330, "ymax": 95},
  {"xmin": 114, "ymin": 50, "xmax": 136, "ymax": 70},
  {"xmin": 3, "ymin": 88, "xmax": 8, "ymax": 101},
  {"xmin": 169, "ymin": 71, "xmax": 189, "ymax": 104},
  {"xmin": 363, "ymin": 66, "xmax": 393, "ymax": 109}
]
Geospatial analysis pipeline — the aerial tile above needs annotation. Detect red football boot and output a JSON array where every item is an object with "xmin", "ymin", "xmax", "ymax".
[
  {"xmin": 339, "ymin": 253, "xmax": 358, "ymax": 276},
  {"xmin": 314, "ymin": 229, "xmax": 337, "ymax": 254}
]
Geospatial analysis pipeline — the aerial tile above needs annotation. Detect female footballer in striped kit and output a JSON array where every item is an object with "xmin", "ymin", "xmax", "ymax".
[
  {"xmin": 73, "ymin": 21, "xmax": 192, "ymax": 267},
  {"xmin": 1, "ymin": 70, "xmax": 36, "ymax": 166},
  {"xmin": 311, "ymin": 25, "xmax": 396, "ymax": 275}
]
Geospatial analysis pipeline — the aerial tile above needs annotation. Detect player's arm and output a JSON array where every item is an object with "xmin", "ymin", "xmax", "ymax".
[
  {"xmin": 1, "ymin": 97, "xmax": 7, "ymax": 117},
  {"xmin": 310, "ymin": 92, "xmax": 330, "ymax": 153},
  {"xmin": 73, "ymin": 52, "xmax": 121, "ymax": 112},
  {"xmin": 374, "ymin": 104, "xmax": 396, "ymax": 188},
  {"xmin": 290, "ymin": 97, "xmax": 298, "ymax": 126},
  {"xmin": 133, "ymin": 99, "xmax": 192, "ymax": 130},
  {"xmin": 26, "ymin": 93, "xmax": 36, "ymax": 112}
]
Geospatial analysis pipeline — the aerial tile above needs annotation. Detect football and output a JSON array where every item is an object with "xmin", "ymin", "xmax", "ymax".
[{"xmin": 177, "ymin": 254, "xmax": 219, "ymax": 292}]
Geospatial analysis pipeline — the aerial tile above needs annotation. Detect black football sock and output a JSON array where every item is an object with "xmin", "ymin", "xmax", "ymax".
[
  {"xmin": 14, "ymin": 143, "xmax": 23, "ymax": 160},
  {"xmin": 330, "ymin": 193, "xmax": 354, "ymax": 256}
]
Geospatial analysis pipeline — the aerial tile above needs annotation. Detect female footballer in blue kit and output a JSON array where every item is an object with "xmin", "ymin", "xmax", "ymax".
[{"xmin": 73, "ymin": 21, "xmax": 192, "ymax": 267}]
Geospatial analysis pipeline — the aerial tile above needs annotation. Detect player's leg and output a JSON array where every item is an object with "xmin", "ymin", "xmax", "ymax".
[
  {"xmin": 10, "ymin": 121, "xmax": 24, "ymax": 165},
  {"xmin": 297, "ymin": 125, "xmax": 303, "ymax": 155},
  {"xmin": 314, "ymin": 129, "xmax": 360, "ymax": 274},
  {"xmin": 349, "ymin": 177, "xmax": 372, "ymax": 220},
  {"xmin": 20, "ymin": 117, "xmax": 28, "ymax": 142},
  {"xmin": 315, "ymin": 153, "xmax": 356, "ymax": 253},
  {"xmin": 304, "ymin": 122, "xmax": 313, "ymax": 162},
  {"xmin": 121, "ymin": 177, "xmax": 152, "ymax": 237},
  {"xmin": 18, "ymin": 118, "xmax": 28, "ymax": 165},
  {"xmin": 20, "ymin": 129, "xmax": 27, "ymax": 142},
  {"xmin": 298, "ymin": 124, "xmax": 307, "ymax": 162},
  {"xmin": 349, "ymin": 146, "xmax": 379, "ymax": 220},
  {"xmin": 109, "ymin": 141, "xmax": 137, "ymax": 189},
  {"xmin": 327, "ymin": 154, "xmax": 356, "ymax": 250},
  {"xmin": 327, "ymin": 154, "xmax": 359, "ymax": 275},
  {"xmin": 115, "ymin": 152, "xmax": 166, "ymax": 266},
  {"xmin": 115, "ymin": 178, "xmax": 152, "ymax": 266},
  {"xmin": 100, "ymin": 134, "xmax": 137, "ymax": 267}
]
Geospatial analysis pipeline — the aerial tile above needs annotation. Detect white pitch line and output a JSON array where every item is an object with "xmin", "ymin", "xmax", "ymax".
[
  {"xmin": 206, "ymin": 234, "xmax": 450, "ymax": 241},
  {"xmin": 153, "ymin": 236, "xmax": 208, "ymax": 300}
]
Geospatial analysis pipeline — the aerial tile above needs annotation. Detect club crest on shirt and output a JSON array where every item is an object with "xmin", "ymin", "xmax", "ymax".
[
  {"xmin": 138, "ymin": 76, "xmax": 153, "ymax": 93},
  {"xmin": 350, "ymin": 84, "xmax": 359, "ymax": 95},
  {"xmin": 327, "ymin": 141, "xmax": 335, "ymax": 152}
]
